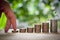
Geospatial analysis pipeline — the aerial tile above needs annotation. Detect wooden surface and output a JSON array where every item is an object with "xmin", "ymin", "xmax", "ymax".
[{"xmin": 0, "ymin": 29, "xmax": 60, "ymax": 40}]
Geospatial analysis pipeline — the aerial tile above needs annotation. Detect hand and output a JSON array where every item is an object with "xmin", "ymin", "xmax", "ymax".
[
  {"xmin": 5, "ymin": 13, "xmax": 16, "ymax": 33},
  {"xmin": 0, "ymin": 0, "xmax": 17, "ymax": 33}
]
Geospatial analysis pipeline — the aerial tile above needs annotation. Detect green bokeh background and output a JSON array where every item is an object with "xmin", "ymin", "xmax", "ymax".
[{"xmin": 0, "ymin": 0, "xmax": 60, "ymax": 30}]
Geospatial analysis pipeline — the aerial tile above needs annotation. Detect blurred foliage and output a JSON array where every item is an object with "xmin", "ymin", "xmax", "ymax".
[
  {"xmin": 7, "ymin": 0, "xmax": 59, "ymax": 24},
  {"xmin": 0, "ymin": 0, "xmax": 60, "ymax": 30},
  {"xmin": 58, "ymin": 20, "xmax": 60, "ymax": 29},
  {"xmin": 0, "ymin": 12, "xmax": 7, "ymax": 30}
]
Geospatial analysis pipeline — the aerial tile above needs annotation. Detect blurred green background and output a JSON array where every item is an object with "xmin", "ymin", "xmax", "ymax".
[{"xmin": 0, "ymin": 0, "xmax": 60, "ymax": 30}]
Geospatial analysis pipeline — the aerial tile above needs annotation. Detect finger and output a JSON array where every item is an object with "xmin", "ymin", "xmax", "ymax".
[
  {"xmin": 5, "ymin": 19, "xmax": 11, "ymax": 33},
  {"xmin": 10, "ymin": 15, "xmax": 16, "ymax": 31}
]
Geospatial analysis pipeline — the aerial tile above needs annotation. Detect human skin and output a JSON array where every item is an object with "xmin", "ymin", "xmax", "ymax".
[{"xmin": 0, "ymin": 0, "xmax": 16, "ymax": 33}]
